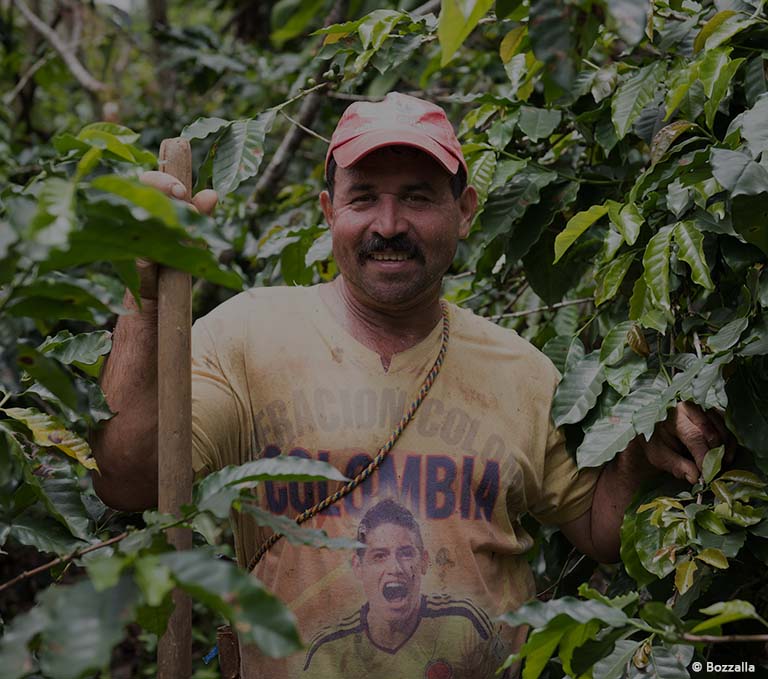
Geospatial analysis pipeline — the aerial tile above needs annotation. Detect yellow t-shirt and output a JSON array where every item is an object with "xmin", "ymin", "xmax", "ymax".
[{"xmin": 191, "ymin": 284, "xmax": 598, "ymax": 678}]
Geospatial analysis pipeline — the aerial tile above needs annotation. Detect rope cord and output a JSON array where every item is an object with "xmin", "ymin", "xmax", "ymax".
[{"xmin": 246, "ymin": 302, "xmax": 451, "ymax": 572}]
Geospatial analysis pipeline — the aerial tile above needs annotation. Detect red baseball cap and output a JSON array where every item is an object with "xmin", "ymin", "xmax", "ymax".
[{"xmin": 325, "ymin": 92, "xmax": 467, "ymax": 176}]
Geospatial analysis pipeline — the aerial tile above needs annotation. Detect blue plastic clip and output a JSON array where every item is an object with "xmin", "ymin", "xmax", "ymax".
[{"xmin": 203, "ymin": 644, "xmax": 219, "ymax": 664}]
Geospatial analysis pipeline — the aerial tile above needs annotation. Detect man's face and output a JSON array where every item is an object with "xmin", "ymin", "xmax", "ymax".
[
  {"xmin": 320, "ymin": 148, "xmax": 477, "ymax": 310},
  {"xmin": 352, "ymin": 523, "xmax": 429, "ymax": 624}
]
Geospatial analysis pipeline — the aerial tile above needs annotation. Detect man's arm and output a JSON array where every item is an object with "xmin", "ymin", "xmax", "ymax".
[
  {"xmin": 560, "ymin": 402, "xmax": 734, "ymax": 563},
  {"xmin": 92, "ymin": 273, "xmax": 159, "ymax": 511},
  {"xmin": 91, "ymin": 176, "xmax": 217, "ymax": 511}
]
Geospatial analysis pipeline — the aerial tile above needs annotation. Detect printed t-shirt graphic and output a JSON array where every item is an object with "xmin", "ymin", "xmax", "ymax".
[{"xmin": 191, "ymin": 285, "xmax": 598, "ymax": 678}]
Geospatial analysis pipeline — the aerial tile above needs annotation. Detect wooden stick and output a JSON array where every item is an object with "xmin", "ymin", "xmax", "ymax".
[{"xmin": 156, "ymin": 138, "xmax": 193, "ymax": 679}]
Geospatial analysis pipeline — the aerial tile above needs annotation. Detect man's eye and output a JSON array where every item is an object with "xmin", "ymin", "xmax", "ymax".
[
  {"xmin": 403, "ymin": 194, "xmax": 429, "ymax": 204},
  {"xmin": 352, "ymin": 194, "xmax": 375, "ymax": 204}
]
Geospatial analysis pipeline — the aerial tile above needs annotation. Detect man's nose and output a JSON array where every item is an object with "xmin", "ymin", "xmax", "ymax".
[{"xmin": 372, "ymin": 194, "xmax": 407, "ymax": 239}]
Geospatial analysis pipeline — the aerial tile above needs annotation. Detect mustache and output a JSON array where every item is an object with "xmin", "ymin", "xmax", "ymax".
[{"xmin": 358, "ymin": 234, "xmax": 423, "ymax": 261}]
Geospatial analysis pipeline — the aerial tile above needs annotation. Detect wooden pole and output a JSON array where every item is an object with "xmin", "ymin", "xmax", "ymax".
[{"xmin": 156, "ymin": 138, "xmax": 193, "ymax": 679}]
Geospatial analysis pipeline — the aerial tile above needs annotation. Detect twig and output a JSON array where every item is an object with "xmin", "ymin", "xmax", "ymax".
[
  {"xmin": 3, "ymin": 51, "xmax": 53, "ymax": 105},
  {"xmin": 537, "ymin": 552, "xmax": 585, "ymax": 599},
  {"xmin": 683, "ymin": 633, "xmax": 768, "ymax": 643},
  {"xmin": 0, "ymin": 531, "xmax": 128, "ymax": 593},
  {"xmin": 13, "ymin": 0, "xmax": 105, "ymax": 92},
  {"xmin": 278, "ymin": 108, "xmax": 330, "ymax": 143},
  {"xmin": 490, "ymin": 297, "xmax": 593, "ymax": 321}
]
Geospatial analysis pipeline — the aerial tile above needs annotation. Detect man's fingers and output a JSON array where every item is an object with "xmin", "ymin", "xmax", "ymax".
[
  {"xmin": 139, "ymin": 170, "xmax": 188, "ymax": 200},
  {"xmin": 672, "ymin": 402, "xmax": 719, "ymax": 469},
  {"xmin": 645, "ymin": 437, "xmax": 700, "ymax": 484},
  {"xmin": 192, "ymin": 189, "xmax": 218, "ymax": 216}
]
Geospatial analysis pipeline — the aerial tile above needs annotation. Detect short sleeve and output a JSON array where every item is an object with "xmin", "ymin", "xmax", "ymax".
[
  {"xmin": 191, "ymin": 316, "xmax": 251, "ymax": 476},
  {"xmin": 529, "ymin": 424, "xmax": 599, "ymax": 525}
]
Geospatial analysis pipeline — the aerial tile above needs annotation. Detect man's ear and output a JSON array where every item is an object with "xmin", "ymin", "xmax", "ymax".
[
  {"xmin": 320, "ymin": 190, "xmax": 334, "ymax": 227},
  {"xmin": 352, "ymin": 553, "xmax": 362, "ymax": 577},
  {"xmin": 457, "ymin": 185, "xmax": 478, "ymax": 239},
  {"xmin": 420, "ymin": 549, "xmax": 429, "ymax": 575}
]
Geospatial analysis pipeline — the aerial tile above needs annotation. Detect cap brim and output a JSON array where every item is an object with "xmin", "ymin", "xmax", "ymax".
[{"xmin": 331, "ymin": 128, "xmax": 462, "ymax": 175}]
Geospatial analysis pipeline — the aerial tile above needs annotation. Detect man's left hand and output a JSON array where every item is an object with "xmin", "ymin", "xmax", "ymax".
[{"xmin": 636, "ymin": 402, "xmax": 736, "ymax": 484}]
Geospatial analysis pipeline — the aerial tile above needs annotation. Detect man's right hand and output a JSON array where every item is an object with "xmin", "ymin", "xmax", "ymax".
[{"xmin": 135, "ymin": 171, "xmax": 219, "ymax": 299}]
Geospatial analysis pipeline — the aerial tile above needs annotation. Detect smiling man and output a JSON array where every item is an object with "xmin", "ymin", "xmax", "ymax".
[{"xmin": 93, "ymin": 92, "xmax": 732, "ymax": 678}]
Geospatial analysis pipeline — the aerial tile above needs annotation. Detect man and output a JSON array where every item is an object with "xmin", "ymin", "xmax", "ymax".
[
  {"xmin": 304, "ymin": 498, "xmax": 507, "ymax": 678},
  {"xmin": 93, "ymin": 92, "xmax": 730, "ymax": 677}
]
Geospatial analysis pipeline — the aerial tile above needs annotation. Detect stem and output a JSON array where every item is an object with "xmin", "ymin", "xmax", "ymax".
[
  {"xmin": 272, "ymin": 81, "xmax": 329, "ymax": 113},
  {"xmin": 683, "ymin": 633, "xmax": 768, "ymax": 643},
  {"xmin": 0, "ymin": 532, "xmax": 128, "ymax": 594},
  {"xmin": 490, "ymin": 297, "xmax": 593, "ymax": 321},
  {"xmin": 278, "ymin": 109, "xmax": 329, "ymax": 143}
]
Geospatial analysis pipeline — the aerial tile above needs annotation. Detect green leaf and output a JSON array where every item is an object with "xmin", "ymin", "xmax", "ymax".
[
  {"xmin": 552, "ymin": 352, "xmax": 606, "ymax": 427},
  {"xmin": 709, "ymin": 317, "xmax": 748, "ymax": 352},
  {"xmin": 0, "ymin": 606, "xmax": 49, "ymax": 679},
  {"xmin": 664, "ymin": 63, "xmax": 700, "ymax": 121},
  {"xmin": 356, "ymin": 9, "xmax": 405, "ymax": 50},
  {"xmin": 699, "ymin": 15, "xmax": 757, "ymax": 53},
  {"xmin": 91, "ymin": 175, "xmax": 181, "ymax": 227},
  {"xmin": 554, "ymin": 204, "xmax": 609, "ymax": 263},
  {"xmin": 651, "ymin": 121, "xmax": 696, "ymax": 165},
  {"xmin": 500, "ymin": 596, "xmax": 629, "ymax": 628},
  {"xmin": 38, "ymin": 330, "xmax": 112, "ymax": 365},
  {"xmin": 595, "ymin": 252, "xmax": 635, "ymax": 306},
  {"xmin": 79, "ymin": 122, "xmax": 139, "ymax": 145},
  {"xmin": 85, "ymin": 554, "xmax": 129, "ymax": 591},
  {"xmin": 696, "ymin": 546, "xmax": 729, "ymax": 569},
  {"xmin": 739, "ymin": 94, "xmax": 768, "ymax": 157},
  {"xmin": 606, "ymin": 355, "xmax": 648, "ymax": 396},
  {"xmin": 467, "ymin": 150, "xmax": 497, "ymax": 209},
  {"xmin": 642, "ymin": 225, "xmax": 674, "ymax": 311},
  {"xmin": 181, "ymin": 116, "xmax": 230, "ymax": 141},
  {"xmin": 577, "ymin": 377, "xmax": 665, "ymax": 468},
  {"xmin": 694, "ymin": 10, "xmax": 736, "ymax": 53},
  {"xmin": 16, "ymin": 344, "xmax": 79, "ymax": 410},
  {"xmin": 674, "ymin": 559, "xmax": 697, "ymax": 594},
  {"xmin": 700, "ymin": 48, "xmax": 745, "ymax": 129},
  {"xmin": 611, "ymin": 62, "xmax": 666, "ymax": 139},
  {"xmin": 9, "ymin": 511, "xmax": 87, "ymax": 556},
  {"xmin": 35, "ymin": 475, "xmax": 93, "ymax": 541},
  {"xmin": 38, "ymin": 577, "xmax": 138, "ymax": 679},
  {"xmin": 607, "ymin": 201, "xmax": 644, "ymax": 246},
  {"xmin": 605, "ymin": 0, "xmax": 650, "ymax": 46},
  {"xmin": 437, "ymin": 0, "xmax": 495, "ymax": 66},
  {"xmin": 517, "ymin": 619, "xmax": 571, "ymax": 679},
  {"xmin": 500, "ymin": 25, "xmax": 527, "ymax": 63},
  {"xmin": 644, "ymin": 645, "xmax": 694, "ymax": 679},
  {"xmin": 213, "ymin": 111, "xmax": 276, "ymax": 195},
  {"xmin": 162, "ymin": 549, "xmax": 301, "ymax": 656},
  {"xmin": 712, "ymin": 148, "xmax": 768, "ymax": 198},
  {"xmin": 240, "ymin": 505, "xmax": 363, "ymax": 550},
  {"xmin": 694, "ymin": 599, "xmax": 766, "ymax": 633},
  {"xmin": 559, "ymin": 619, "xmax": 601, "ymax": 676},
  {"xmin": 620, "ymin": 509, "xmax": 655, "ymax": 587},
  {"xmin": 518, "ymin": 106, "xmax": 562, "ymax": 141},
  {"xmin": 270, "ymin": 0, "xmax": 326, "ymax": 46},
  {"xmin": 27, "ymin": 177, "xmax": 75, "ymax": 250},
  {"xmin": 135, "ymin": 554, "xmax": 175, "ymax": 606},
  {"xmin": 592, "ymin": 639, "xmax": 641, "ymax": 679},
  {"xmin": 480, "ymin": 166, "xmax": 558, "ymax": 242},
  {"xmin": 600, "ymin": 321, "xmax": 635, "ymax": 366},
  {"xmin": 194, "ymin": 457, "xmax": 348, "ymax": 518},
  {"xmin": 702, "ymin": 445, "xmax": 725, "ymax": 484},
  {"xmin": 1, "ymin": 407, "xmax": 97, "ymax": 470},
  {"xmin": 673, "ymin": 220, "xmax": 714, "ymax": 290}
]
